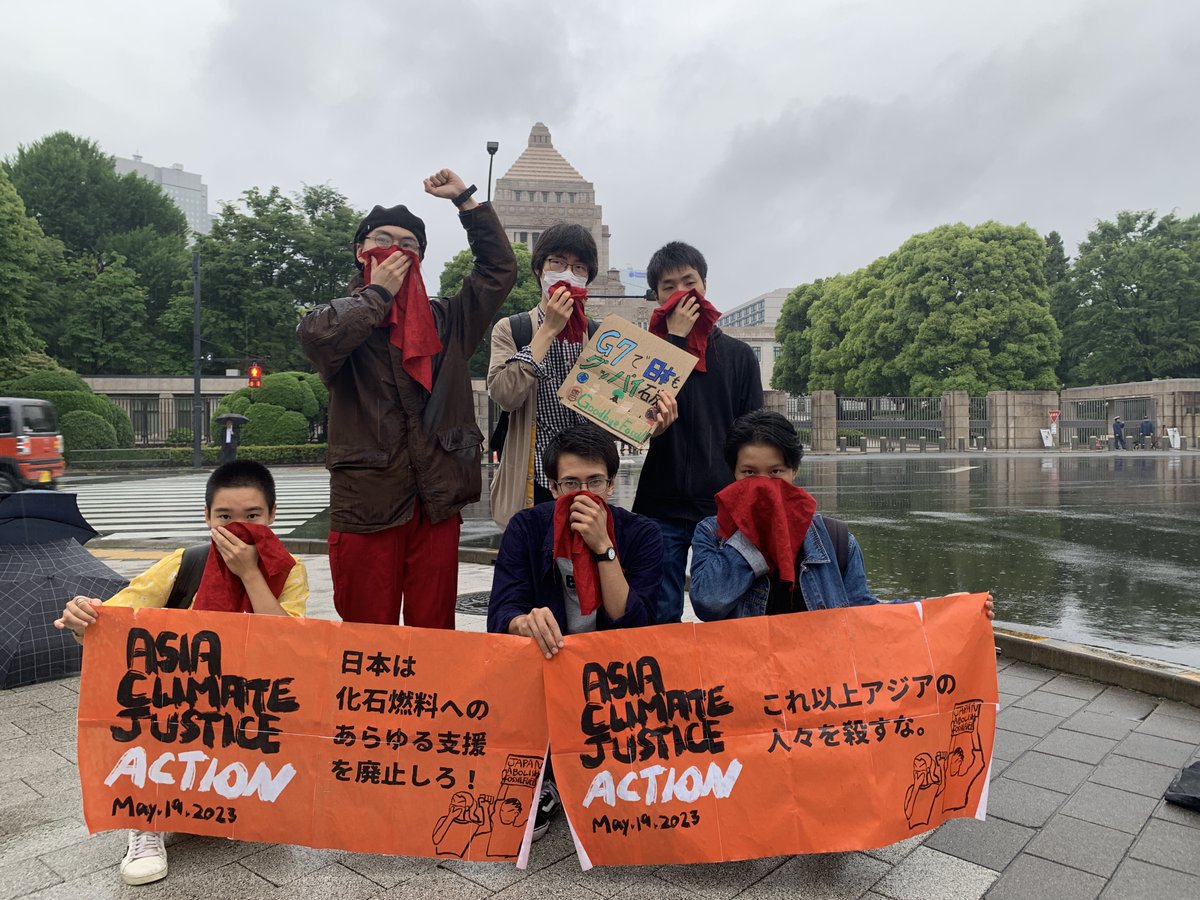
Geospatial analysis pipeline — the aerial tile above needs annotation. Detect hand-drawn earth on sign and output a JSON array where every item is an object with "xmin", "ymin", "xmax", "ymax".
[{"xmin": 558, "ymin": 315, "xmax": 698, "ymax": 448}]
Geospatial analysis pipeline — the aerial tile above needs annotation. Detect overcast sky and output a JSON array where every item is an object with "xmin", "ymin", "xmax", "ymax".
[{"xmin": 3, "ymin": 0, "xmax": 1197, "ymax": 308}]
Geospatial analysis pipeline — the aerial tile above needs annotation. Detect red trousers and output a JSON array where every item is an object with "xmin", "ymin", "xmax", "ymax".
[{"xmin": 329, "ymin": 502, "xmax": 461, "ymax": 629}]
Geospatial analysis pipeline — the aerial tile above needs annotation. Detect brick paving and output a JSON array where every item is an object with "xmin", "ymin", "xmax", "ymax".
[{"xmin": 2, "ymin": 556, "xmax": 1198, "ymax": 899}]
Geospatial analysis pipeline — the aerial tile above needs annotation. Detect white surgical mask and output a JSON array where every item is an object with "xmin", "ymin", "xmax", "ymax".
[{"xmin": 542, "ymin": 269, "xmax": 588, "ymax": 296}]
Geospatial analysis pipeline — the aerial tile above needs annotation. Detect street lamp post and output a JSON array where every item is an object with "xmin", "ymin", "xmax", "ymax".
[
  {"xmin": 485, "ymin": 140, "xmax": 500, "ymax": 464},
  {"xmin": 486, "ymin": 140, "xmax": 499, "ymax": 202},
  {"xmin": 191, "ymin": 252, "xmax": 202, "ymax": 469}
]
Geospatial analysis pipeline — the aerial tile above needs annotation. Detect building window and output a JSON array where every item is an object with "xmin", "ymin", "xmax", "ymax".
[
  {"xmin": 568, "ymin": 192, "xmax": 576, "ymax": 202},
  {"xmin": 773, "ymin": 345, "xmax": 782, "ymax": 360},
  {"xmin": 752, "ymin": 346, "xmax": 761, "ymax": 362},
  {"xmin": 555, "ymin": 192, "xmax": 563, "ymax": 202},
  {"xmin": 531, "ymin": 232, "xmax": 540, "ymax": 246},
  {"xmin": 519, "ymin": 231, "xmax": 528, "ymax": 244},
  {"xmin": 541, "ymin": 192, "xmax": 549, "ymax": 202}
]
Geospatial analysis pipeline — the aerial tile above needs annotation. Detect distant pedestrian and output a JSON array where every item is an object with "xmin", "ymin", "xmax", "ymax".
[
  {"xmin": 1138, "ymin": 415, "xmax": 1155, "ymax": 449},
  {"xmin": 1113, "ymin": 416, "xmax": 1127, "ymax": 450}
]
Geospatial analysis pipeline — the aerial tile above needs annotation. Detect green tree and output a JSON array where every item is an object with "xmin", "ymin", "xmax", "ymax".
[
  {"xmin": 4, "ymin": 132, "xmax": 189, "ymax": 371},
  {"xmin": 56, "ymin": 257, "xmax": 153, "ymax": 375},
  {"xmin": 439, "ymin": 242, "xmax": 539, "ymax": 377},
  {"xmin": 773, "ymin": 222, "xmax": 1061, "ymax": 396},
  {"xmin": 172, "ymin": 186, "xmax": 364, "ymax": 375},
  {"xmin": 0, "ymin": 167, "xmax": 41, "ymax": 361},
  {"xmin": 1059, "ymin": 211, "xmax": 1200, "ymax": 385}
]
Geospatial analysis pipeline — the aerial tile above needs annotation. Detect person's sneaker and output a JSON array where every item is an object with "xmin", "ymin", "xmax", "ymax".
[
  {"xmin": 532, "ymin": 781, "xmax": 561, "ymax": 842},
  {"xmin": 120, "ymin": 829, "xmax": 168, "ymax": 886}
]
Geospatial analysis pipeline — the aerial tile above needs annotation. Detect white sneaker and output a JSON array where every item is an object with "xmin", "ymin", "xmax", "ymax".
[{"xmin": 120, "ymin": 829, "xmax": 168, "ymax": 886}]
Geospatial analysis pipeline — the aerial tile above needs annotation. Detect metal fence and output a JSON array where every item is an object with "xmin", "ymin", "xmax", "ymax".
[
  {"xmin": 969, "ymin": 397, "xmax": 989, "ymax": 448},
  {"xmin": 836, "ymin": 396, "xmax": 943, "ymax": 450},
  {"xmin": 1061, "ymin": 398, "xmax": 1107, "ymax": 449}
]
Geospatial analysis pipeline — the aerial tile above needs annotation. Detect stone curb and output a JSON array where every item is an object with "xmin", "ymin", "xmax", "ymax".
[{"xmin": 994, "ymin": 627, "xmax": 1200, "ymax": 707}]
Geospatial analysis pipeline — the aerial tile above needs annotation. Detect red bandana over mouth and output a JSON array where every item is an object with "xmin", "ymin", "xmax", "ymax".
[
  {"xmin": 648, "ymin": 289, "xmax": 721, "ymax": 372},
  {"xmin": 361, "ymin": 245, "xmax": 443, "ymax": 391},
  {"xmin": 552, "ymin": 490, "xmax": 618, "ymax": 617},
  {"xmin": 192, "ymin": 521, "xmax": 295, "ymax": 613},
  {"xmin": 716, "ymin": 478, "xmax": 818, "ymax": 585}
]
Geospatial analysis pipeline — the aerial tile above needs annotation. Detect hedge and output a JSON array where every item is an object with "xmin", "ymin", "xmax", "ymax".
[
  {"xmin": 60, "ymin": 410, "xmax": 118, "ymax": 451},
  {"xmin": 65, "ymin": 444, "xmax": 328, "ymax": 468}
]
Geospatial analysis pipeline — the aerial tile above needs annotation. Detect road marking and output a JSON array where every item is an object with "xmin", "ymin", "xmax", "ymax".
[{"xmin": 940, "ymin": 466, "xmax": 980, "ymax": 474}]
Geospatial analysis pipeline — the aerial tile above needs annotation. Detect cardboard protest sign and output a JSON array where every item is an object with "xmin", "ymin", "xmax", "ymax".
[
  {"xmin": 541, "ymin": 594, "xmax": 997, "ymax": 868},
  {"xmin": 557, "ymin": 315, "xmax": 697, "ymax": 447},
  {"xmin": 77, "ymin": 607, "xmax": 549, "ymax": 862}
]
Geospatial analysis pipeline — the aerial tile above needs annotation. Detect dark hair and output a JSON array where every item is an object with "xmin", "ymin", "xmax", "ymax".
[
  {"xmin": 531, "ymin": 223, "xmax": 599, "ymax": 284},
  {"xmin": 543, "ymin": 424, "xmax": 619, "ymax": 482},
  {"xmin": 646, "ymin": 241, "xmax": 708, "ymax": 293},
  {"xmin": 723, "ymin": 410, "xmax": 803, "ymax": 472},
  {"xmin": 205, "ymin": 460, "xmax": 277, "ymax": 511}
]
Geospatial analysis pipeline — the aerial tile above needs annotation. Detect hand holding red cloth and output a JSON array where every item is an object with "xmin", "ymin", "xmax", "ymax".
[
  {"xmin": 361, "ymin": 245, "xmax": 443, "ymax": 391},
  {"xmin": 547, "ymin": 280, "xmax": 589, "ymax": 344},
  {"xmin": 715, "ymin": 477, "xmax": 818, "ymax": 585},
  {"xmin": 192, "ymin": 522, "xmax": 296, "ymax": 613},
  {"xmin": 552, "ymin": 490, "xmax": 618, "ymax": 617},
  {"xmin": 648, "ymin": 289, "xmax": 721, "ymax": 372}
]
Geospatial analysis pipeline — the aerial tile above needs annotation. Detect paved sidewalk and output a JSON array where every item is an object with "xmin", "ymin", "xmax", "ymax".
[{"xmin": 2, "ymin": 557, "xmax": 1198, "ymax": 899}]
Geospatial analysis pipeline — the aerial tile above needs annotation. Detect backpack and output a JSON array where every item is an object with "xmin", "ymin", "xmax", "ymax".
[
  {"xmin": 821, "ymin": 515, "xmax": 851, "ymax": 580},
  {"xmin": 488, "ymin": 311, "xmax": 599, "ymax": 460},
  {"xmin": 165, "ymin": 544, "xmax": 210, "ymax": 609}
]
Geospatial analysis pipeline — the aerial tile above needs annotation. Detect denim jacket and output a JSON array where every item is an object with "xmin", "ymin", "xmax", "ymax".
[{"xmin": 689, "ymin": 513, "xmax": 879, "ymax": 621}]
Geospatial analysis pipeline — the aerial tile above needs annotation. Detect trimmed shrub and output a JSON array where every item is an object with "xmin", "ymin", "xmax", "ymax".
[
  {"xmin": 6, "ymin": 369, "xmax": 90, "ymax": 393},
  {"xmin": 240, "ymin": 403, "xmax": 309, "ymax": 446},
  {"xmin": 297, "ymin": 372, "xmax": 328, "ymax": 411},
  {"xmin": 213, "ymin": 370, "xmax": 326, "ymax": 444},
  {"xmin": 104, "ymin": 402, "xmax": 135, "ymax": 448},
  {"xmin": 60, "ymin": 410, "xmax": 117, "ymax": 451},
  {"xmin": 0, "ymin": 352, "xmax": 71, "ymax": 388},
  {"xmin": 167, "ymin": 427, "xmax": 193, "ymax": 447},
  {"xmin": 255, "ymin": 373, "xmax": 305, "ymax": 412}
]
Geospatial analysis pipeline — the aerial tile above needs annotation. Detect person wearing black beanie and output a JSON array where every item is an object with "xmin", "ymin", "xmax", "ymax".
[{"xmin": 298, "ymin": 168, "xmax": 517, "ymax": 630}]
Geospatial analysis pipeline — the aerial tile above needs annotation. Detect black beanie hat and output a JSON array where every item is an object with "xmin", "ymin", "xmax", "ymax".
[{"xmin": 353, "ymin": 204, "xmax": 427, "ymax": 263}]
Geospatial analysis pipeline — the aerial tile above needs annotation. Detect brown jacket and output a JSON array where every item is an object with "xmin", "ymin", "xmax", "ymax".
[
  {"xmin": 486, "ymin": 311, "xmax": 539, "ymax": 528},
  {"xmin": 297, "ymin": 203, "xmax": 516, "ymax": 532}
]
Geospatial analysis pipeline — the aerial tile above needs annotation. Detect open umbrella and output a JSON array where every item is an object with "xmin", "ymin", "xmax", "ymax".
[
  {"xmin": 0, "ymin": 491, "xmax": 99, "ymax": 546},
  {"xmin": 214, "ymin": 413, "xmax": 249, "ymax": 425},
  {"xmin": 0, "ymin": 538, "xmax": 127, "ymax": 688}
]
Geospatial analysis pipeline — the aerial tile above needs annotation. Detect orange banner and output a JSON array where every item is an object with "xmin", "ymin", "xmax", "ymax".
[
  {"xmin": 542, "ymin": 594, "xmax": 998, "ymax": 868},
  {"xmin": 77, "ymin": 607, "xmax": 549, "ymax": 862}
]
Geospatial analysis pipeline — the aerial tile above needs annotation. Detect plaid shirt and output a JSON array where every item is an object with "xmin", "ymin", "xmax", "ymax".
[{"xmin": 506, "ymin": 306, "xmax": 587, "ymax": 489}]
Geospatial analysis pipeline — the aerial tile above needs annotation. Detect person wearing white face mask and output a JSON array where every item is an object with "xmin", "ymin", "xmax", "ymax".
[{"xmin": 488, "ymin": 224, "xmax": 601, "ymax": 528}]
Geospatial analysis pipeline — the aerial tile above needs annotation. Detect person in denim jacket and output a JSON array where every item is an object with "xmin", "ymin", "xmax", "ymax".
[{"xmin": 690, "ymin": 411, "xmax": 992, "ymax": 622}]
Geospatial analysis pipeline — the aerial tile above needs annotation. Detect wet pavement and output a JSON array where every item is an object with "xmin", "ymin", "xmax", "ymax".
[{"xmin": 2, "ymin": 554, "xmax": 1198, "ymax": 899}]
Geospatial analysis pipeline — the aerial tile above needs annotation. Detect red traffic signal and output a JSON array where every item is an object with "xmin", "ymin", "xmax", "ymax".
[{"xmin": 248, "ymin": 363, "xmax": 262, "ymax": 388}]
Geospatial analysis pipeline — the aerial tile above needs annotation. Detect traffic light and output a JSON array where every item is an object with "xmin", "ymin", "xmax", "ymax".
[{"xmin": 248, "ymin": 362, "xmax": 262, "ymax": 388}]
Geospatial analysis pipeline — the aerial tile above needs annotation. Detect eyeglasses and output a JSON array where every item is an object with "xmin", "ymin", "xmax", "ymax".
[
  {"xmin": 370, "ymin": 232, "xmax": 421, "ymax": 253},
  {"xmin": 545, "ymin": 257, "xmax": 590, "ymax": 279},
  {"xmin": 552, "ymin": 476, "xmax": 611, "ymax": 493}
]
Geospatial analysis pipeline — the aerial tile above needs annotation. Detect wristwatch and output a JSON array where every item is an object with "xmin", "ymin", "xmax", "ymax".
[{"xmin": 593, "ymin": 546, "xmax": 617, "ymax": 563}]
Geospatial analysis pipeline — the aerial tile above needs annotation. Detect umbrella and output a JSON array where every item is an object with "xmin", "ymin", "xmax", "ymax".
[
  {"xmin": 0, "ymin": 538, "xmax": 128, "ymax": 688},
  {"xmin": 0, "ymin": 491, "xmax": 99, "ymax": 546},
  {"xmin": 214, "ymin": 413, "xmax": 249, "ymax": 425}
]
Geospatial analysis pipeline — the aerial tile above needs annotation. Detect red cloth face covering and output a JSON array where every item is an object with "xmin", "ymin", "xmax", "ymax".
[
  {"xmin": 648, "ymin": 289, "xmax": 721, "ymax": 372},
  {"xmin": 552, "ymin": 490, "xmax": 618, "ymax": 617},
  {"xmin": 546, "ymin": 280, "xmax": 589, "ymax": 344},
  {"xmin": 715, "ymin": 477, "xmax": 818, "ymax": 586},
  {"xmin": 360, "ymin": 245, "xmax": 443, "ymax": 391},
  {"xmin": 192, "ymin": 521, "xmax": 296, "ymax": 613}
]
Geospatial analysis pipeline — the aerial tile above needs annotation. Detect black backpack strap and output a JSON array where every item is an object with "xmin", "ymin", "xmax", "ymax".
[
  {"xmin": 165, "ymin": 544, "xmax": 210, "ymax": 609},
  {"xmin": 820, "ymin": 515, "xmax": 851, "ymax": 580},
  {"xmin": 509, "ymin": 311, "xmax": 533, "ymax": 350},
  {"xmin": 586, "ymin": 317, "xmax": 600, "ymax": 338}
]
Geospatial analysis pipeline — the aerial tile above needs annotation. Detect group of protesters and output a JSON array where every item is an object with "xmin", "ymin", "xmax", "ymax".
[{"xmin": 56, "ymin": 167, "xmax": 992, "ymax": 886}]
